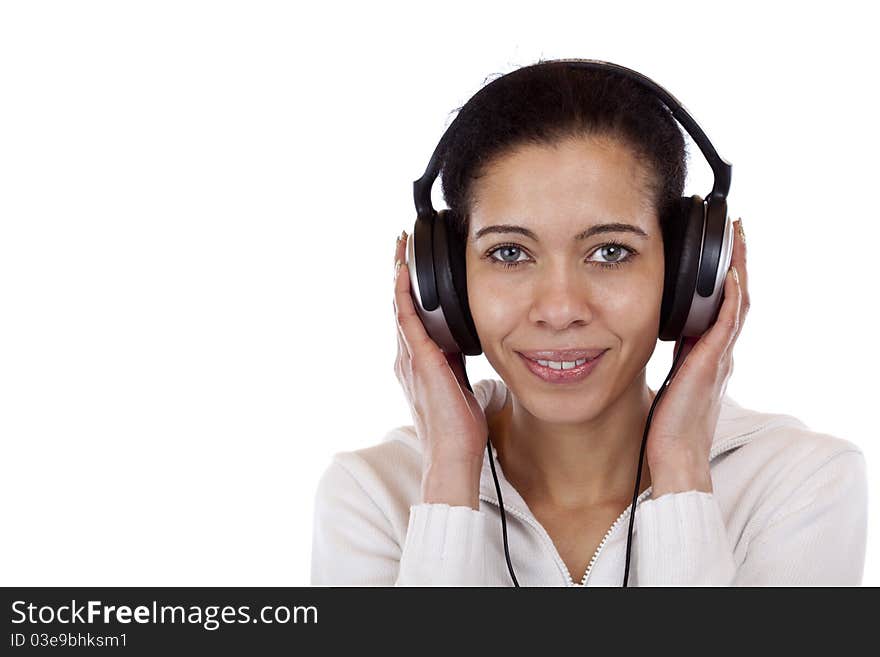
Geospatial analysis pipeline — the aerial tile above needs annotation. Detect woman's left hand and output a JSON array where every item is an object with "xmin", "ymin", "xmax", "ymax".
[{"xmin": 646, "ymin": 218, "xmax": 749, "ymax": 497}]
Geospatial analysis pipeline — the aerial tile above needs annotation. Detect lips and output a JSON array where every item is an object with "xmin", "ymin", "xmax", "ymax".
[
  {"xmin": 517, "ymin": 350, "xmax": 606, "ymax": 384},
  {"xmin": 517, "ymin": 348, "xmax": 608, "ymax": 362}
]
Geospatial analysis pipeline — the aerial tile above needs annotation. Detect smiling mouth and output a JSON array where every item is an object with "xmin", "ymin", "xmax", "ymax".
[
  {"xmin": 528, "ymin": 356, "xmax": 590, "ymax": 369},
  {"xmin": 517, "ymin": 351, "xmax": 607, "ymax": 384},
  {"xmin": 517, "ymin": 348, "xmax": 608, "ymax": 366}
]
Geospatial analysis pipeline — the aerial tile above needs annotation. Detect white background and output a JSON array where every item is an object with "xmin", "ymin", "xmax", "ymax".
[{"xmin": 1, "ymin": 1, "xmax": 876, "ymax": 586}]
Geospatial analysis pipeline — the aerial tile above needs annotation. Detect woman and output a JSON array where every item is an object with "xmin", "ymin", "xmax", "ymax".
[{"xmin": 310, "ymin": 61, "xmax": 868, "ymax": 586}]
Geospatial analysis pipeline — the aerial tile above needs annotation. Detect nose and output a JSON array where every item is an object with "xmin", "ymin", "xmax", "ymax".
[{"xmin": 527, "ymin": 263, "xmax": 596, "ymax": 331}]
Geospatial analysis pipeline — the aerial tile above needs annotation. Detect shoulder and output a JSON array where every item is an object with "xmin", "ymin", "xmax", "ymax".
[
  {"xmin": 712, "ymin": 397, "xmax": 867, "ymax": 532},
  {"xmin": 715, "ymin": 395, "xmax": 864, "ymax": 470},
  {"xmin": 313, "ymin": 424, "xmax": 425, "ymax": 539},
  {"xmin": 751, "ymin": 417, "xmax": 866, "ymax": 510},
  {"xmin": 739, "ymin": 400, "xmax": 859, "ymax": 462}
]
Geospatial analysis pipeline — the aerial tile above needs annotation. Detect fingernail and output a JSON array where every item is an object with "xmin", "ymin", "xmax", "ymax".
[{"xmin": 736, "ymin": 217, "xmax": 745, "ymax": 243}]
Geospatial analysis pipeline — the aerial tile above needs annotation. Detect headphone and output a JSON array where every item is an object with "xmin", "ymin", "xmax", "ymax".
[{"xmin": 407, "ymin": 59, "xmax": 734, "ymax": 587}]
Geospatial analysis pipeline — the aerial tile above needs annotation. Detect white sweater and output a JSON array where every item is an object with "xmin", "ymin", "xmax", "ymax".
[{"xmin": 310, "ymin": 378, "xmax": 868, "ymax": 586}]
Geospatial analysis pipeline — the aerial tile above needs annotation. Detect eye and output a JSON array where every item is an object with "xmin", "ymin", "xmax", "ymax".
[
  {"xmin": 587, "ymin": 242, "xmax": 636, "ymax": 269},
  {"xmin": 486, "ymin": 244, "xmax": 531, "ymax": 269}
]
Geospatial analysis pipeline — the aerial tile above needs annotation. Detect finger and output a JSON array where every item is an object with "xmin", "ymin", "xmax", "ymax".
[
  {"xmin": 394, "ymin": 229, "xmax": 407, "ymax": 276},
  {"xmin": 722, "ymin": 263, "xmax": 743, "ymax": 354},
  {"xmin": 730, "ymin": 218, "xmax": 750, "ymax": 342},
  {"xmin": 695, "ymin": 261, "xmax": 742, "ymax": 358},
  {"xmin": 393, "ymin": 229, "xmax": 418, "ymax": 361},
  {"xmin": 393, "ymin": 231, "xmax": 411, "ymax": 360}
]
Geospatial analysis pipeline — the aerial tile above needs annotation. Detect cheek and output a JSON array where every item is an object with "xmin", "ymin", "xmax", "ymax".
[
  {"xmin": 594, "ymin": 272, "xmax": 664, "ymax": 329},
  {"xmin": 465, "ymin": 273, "xmax": 525, "ymax": 379},
  {"xmin": 466, "ymin": 273, "xmax": 524, "ymax": 337}
]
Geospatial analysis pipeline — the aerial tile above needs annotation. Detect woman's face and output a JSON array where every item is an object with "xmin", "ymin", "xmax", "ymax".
[{"xmin": 465, "ymin": 134, "xmax": 665, "ymax": 423}]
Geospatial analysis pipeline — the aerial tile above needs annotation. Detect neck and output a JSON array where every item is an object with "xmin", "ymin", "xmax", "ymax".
[{"xmin": 489, "ymin": 376, "xmax": 656, "ymax": 511}]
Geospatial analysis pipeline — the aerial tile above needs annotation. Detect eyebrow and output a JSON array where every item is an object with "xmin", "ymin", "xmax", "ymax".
[{"xmin": 474, "ymin": 222, "xmax": 649, "ymax": 242}]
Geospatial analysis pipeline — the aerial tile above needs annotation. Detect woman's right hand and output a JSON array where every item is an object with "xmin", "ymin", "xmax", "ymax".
[{"xmin": 393, "ymin": 230, "xmax": 487, "ymax": 509}]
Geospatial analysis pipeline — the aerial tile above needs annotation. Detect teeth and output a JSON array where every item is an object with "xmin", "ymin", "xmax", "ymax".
[{"xmin": 536, "ymin": 358, "xmax": 588, "ymax": 369}]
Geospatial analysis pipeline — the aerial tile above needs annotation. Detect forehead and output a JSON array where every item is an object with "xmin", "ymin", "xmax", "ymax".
[{"xmin": 469, "ymin": 135, "xmax": 658, "ymax": 238}]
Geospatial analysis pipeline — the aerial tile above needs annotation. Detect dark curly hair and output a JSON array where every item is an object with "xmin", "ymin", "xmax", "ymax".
[{"xmin": 437, "ymin": 60, "xmax": 688, "ymax": 244}]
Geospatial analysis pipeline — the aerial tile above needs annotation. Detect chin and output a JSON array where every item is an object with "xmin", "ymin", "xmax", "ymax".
[{"xmin": 524, "ymin": 386, "xmax": 606, "ymax": 422}]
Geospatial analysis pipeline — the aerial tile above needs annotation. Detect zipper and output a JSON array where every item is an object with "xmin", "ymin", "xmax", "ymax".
[
  {"xmin": 578, "ymin": 485, "xmax": 654, "ymax": 586},
  {"xmin": 478, "ymin": 417, "xmax": 796, "ymax": 586}
]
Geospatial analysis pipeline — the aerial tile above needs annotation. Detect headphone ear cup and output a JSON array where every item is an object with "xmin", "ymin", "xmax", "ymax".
[
  {"xmin": 434, "ymin": 210, "xmax": 482, "ymax": 355},
  {"xmin": 659, "ymin": 195, "xmax": 705, "ymax": 341}
]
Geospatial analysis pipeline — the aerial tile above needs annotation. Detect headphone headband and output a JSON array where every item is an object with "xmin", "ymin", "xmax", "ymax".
[{"xmin": 413, "ymin": 58, "xmax": 732, "ymax": 217}]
